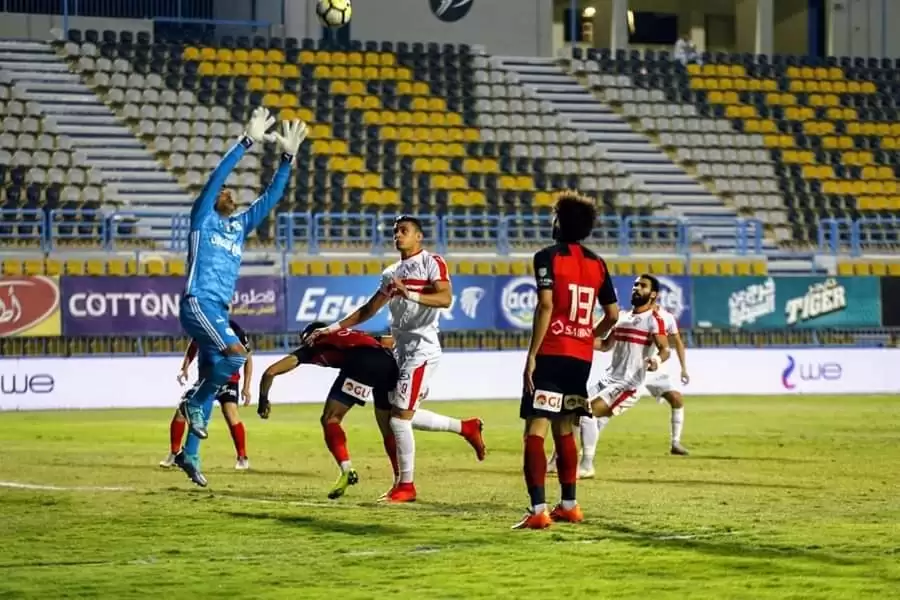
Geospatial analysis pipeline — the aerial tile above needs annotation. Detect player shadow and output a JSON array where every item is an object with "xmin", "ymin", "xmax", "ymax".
[
  {"xmin": 226, "ymin": 509, "xmax": 407, "ymax": 536},
  {"xmin": 607, "ymin": 477, "xmax": 815, "ymax": 490},
  {"xmin": 592, "ymin": 522, "xmax": 866, "ymax": 567}
]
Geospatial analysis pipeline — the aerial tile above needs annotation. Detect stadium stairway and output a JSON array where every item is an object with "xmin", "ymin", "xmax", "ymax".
[
  {"xmin": 493, "ymin": 56, "xmax": 815, "ymax": 273},
  {"xmin": 0, "ymin": 40, "xmax": 190, "ymax": 227}
]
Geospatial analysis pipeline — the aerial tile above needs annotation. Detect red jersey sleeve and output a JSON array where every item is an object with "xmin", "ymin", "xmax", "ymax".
[
  {"xmin": 426, "ymin": 253, "xmax": 450, "ymax": 283},
  {"xmin": 596, "ymin": 258, "xmax": 617, "ymax": 306}
]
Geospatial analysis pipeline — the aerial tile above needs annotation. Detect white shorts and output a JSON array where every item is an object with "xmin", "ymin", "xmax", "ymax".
[
  {"xmin": 644, "ymin": 373, "xmax": 678, "ymax": 400},
  {"xmin": 588, "ymin": 376, "xmax": 639, "ymax": 417},
  {"xmin": 390, "ymin": 356, "xmax": 440, "ymax": 412}
]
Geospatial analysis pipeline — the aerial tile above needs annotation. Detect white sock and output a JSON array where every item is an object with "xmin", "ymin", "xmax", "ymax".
[
  {"xmin": 533, "ymin": 502, "xmax": 547, "ymax": 514},
  {"xmin": 579, "ymin": 416, "xmax": 599, "ymax": 466},
  {"xmin": 561, "ymin": 499, "xmax": 578, "ymax": 510},
  {"xmin": 411, "ymin": 409, "xmax": 462, "ymax": 433},
  {"xmin": 390, "ymin": 417, "xmax": 416, "ymax": 484},
  {"xmin": 671, "ymin": 407, "xmax": 684, "ymax": 444},
  {"xmin": 339, "ymin": 460, "xmax": 352, "ymax": 472}
]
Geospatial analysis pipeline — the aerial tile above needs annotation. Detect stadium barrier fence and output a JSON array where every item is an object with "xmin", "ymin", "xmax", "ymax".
[{"xmin": 3, "ymin": 348, "xmax": 899, "ymax": 411}]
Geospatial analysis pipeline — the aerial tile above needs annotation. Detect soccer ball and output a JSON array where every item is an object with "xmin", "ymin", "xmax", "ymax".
[{"xmin": 316, "ymin": 0, "xmax": 352, "ymax": 28}]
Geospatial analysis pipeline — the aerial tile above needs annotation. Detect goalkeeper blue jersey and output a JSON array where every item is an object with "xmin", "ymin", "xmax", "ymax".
[{"xmin": 184, "ymin": 136, "xmax": 292, "ymax": 306}]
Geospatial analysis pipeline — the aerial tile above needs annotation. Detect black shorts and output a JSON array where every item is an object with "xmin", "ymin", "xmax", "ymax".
[
  {"xmin": 520, "ymin": 354, "xmax": 592, "ymax": 420},
  {"xmin": 216, "ymin": 381, "xmax": 240, "ymax": 404},
  {"xmin": 328, "ymin": 347, "xmax": 398, "ymax": 410}
]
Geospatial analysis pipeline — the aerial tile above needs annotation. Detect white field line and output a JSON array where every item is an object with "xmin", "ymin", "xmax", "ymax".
[{"xmin": 0, "ymin": 480, "xmax": 134, "ymax": 492}]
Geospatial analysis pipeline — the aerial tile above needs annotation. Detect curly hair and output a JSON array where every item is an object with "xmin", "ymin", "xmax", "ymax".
[{"xmin": 553, "ymin": 191, "xmax": 597, "ymax": 243}]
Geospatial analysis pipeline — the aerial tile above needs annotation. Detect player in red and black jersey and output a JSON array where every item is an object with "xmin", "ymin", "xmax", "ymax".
[
  {"xmin": 259, "ymin": 321, "xmax": 485, "ymax": 500},
  {"xmin": 514, "ymin": 191, "xmax": 620, "ymax": 530},
  {"xmin": 160, "ymin": 319, "xmax": 253, "ymax": 475}
]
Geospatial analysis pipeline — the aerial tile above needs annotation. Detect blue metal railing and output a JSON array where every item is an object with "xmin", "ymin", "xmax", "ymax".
[
  {"xmin": 818, "ymin": 216, "xmax": 900, "ymax": 256},
  {"xmin": 0, "ymin": 209, "xmax": 772, "ymax": 256}
]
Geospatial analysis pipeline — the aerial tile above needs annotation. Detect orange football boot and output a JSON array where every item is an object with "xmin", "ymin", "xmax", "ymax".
[
  {"xmin": 511, "ymin": 509, "xmax": 553, "ymax": 530},
  {"xmin": 461, "ymin": 418, "xmax": 486, "ymax": 461},
  {"xmin": 550, "ymin": 503, "xmax": 584, "ymax": 523}
]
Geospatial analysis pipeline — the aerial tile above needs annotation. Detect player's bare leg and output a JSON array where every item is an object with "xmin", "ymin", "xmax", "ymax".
[
  {"xmin": 411, "ymin": 408, "xmax": 486, "ymax": 461},
  {"xmin": 160, "ymin": 408, "xmax": 187, "ymax": 467},
  {"xmin": 321, "ymin": 399, "xmax": 359, "ymax": 499},
  {"xmin": 374, "ymin": 407, "xmax": 400, "ymax": 499},
  {"xmin": 512, "ymin": 416, "xmax": 553, "ymax": 529},
  {"xmin": 549, "ymin": 414, "xmax": 584, "ymax": 523},
  {"xmin": 221, "ymin": 402, "xmax": 249, "ymax": 469},
  {"xmin": 664, "ymin": 391, "xmax": 689, "ymax": 455},
  {"xmin": 384, "ymin": 407, "xmax": 417, "ymax": 503}
]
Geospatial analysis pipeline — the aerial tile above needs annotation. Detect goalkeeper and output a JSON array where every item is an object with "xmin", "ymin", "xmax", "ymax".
[{"xmin": 174, "ymin": 109, "xmax": 308, "ymax": 487}]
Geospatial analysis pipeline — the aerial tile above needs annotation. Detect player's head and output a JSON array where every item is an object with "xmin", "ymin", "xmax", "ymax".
[
  {"xmin": 215, "ymin": 189, "xmax": 237, "ymax": 216},
  {"xmin": 300, "ymin": 321, "xmax": 328, "ymax": 344},
  {"xmin": 631, "ymin": 274, "xmax": 660, "ymax": 307},
  {"xmin": 551, "ymin": 191, "xmax": 596, "ymax": 243},
  {"xmin": 393, "ymin": 215, "xmax": 424, "ymax": 255}
]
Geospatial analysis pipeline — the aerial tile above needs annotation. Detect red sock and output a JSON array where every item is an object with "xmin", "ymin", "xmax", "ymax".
[
  {"xmin": 323, "ymin": 422, "xmax": 350, "ymax": 465},
  {"xmin": 229, "ymin": 422, "xmax": 247, "ymax": 458},
  {"xmin": 383, "ymin": 434, "xmax": 399, "ymax": 477},
  {"xmin": 553, "ymin": 431, "xmax": 578, "ymax": 502},
  {"xmin": 170, "ymin": 416, "xmax": 186, "ymax": 454},
  {"xmin": 524, "ymin": 434, "xmax": 547, "ymax": 508}
]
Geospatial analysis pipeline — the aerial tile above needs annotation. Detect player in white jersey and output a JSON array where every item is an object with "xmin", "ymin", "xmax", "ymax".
[
  {"xmin": 644, "ymin": 304, "xmax": 691, "ymax": 455},
  {"xmin": 308, "ymin": 215, "xmax": 486, "ymax": 503},
  {"xmin": 574, "ymin": 275, "xmax": 671, "ymax": 478}
]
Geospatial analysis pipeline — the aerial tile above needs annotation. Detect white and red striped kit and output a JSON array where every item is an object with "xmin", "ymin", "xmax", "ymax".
[
  {"xmin": 589, "ymin": 308, "xmax": 667, "ymax": 416},
  {"xmin": 377, "ymin": 249, "xmax": 450, "ymax": 410}
]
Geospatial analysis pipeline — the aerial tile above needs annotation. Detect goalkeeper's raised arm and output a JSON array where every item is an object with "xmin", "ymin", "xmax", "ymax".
[
  {"xmin": 189, "ymin": 107, "xmax": 276, "ymax": 227},
  {"xmin": 239, "ymin": 119, "xmax": 308, "ymax": 233}
]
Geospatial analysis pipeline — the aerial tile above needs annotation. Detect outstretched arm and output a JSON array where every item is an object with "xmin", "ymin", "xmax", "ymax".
[
  {"xmin": 190, "ymin": 137, "xmax": 251, "ymax": 226},
  {"xmin": 257, "ymin": 354, "xmax": 301, "ymax": 419},
  {"xmin": 238, "ymin": 154, "xmax": 293, "ymax": 233}
]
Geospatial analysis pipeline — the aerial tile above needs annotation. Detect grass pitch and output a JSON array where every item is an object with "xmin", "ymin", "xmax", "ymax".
[{"xmin": 1, "ymin": 396, "xmax": 898, "ymax": 599}]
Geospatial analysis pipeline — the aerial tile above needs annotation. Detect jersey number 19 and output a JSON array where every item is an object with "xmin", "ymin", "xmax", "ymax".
[{"xmin": 568, "ymin": 284, "xmax": 595, "ymax": 325}]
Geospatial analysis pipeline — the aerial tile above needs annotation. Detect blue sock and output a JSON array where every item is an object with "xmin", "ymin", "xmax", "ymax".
[
  {"xmin": 187, "ymin": 353, "xmax": 245, "ymax": 412},
  {"xmin": 183, "ymin": 394, "xmax": 216, "ymax": 458}
]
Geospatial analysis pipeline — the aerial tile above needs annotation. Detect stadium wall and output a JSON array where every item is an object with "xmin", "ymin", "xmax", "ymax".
[
  {"xmin": 285, "ymin": 0, "xmax": 553, "ymax": 57},
  {"xmin": 2, "ymin": 348, "xmax": 898, "ymax": 411}
]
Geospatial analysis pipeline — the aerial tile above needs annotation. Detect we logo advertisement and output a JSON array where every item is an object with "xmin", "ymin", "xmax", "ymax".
[{"xmin": 0, "ymin": 277, "xmax": 62, "ymax": 337}]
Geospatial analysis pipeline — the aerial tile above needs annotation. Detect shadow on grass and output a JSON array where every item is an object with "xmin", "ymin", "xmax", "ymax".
[
  {"xmin": 609, "ymin": 477, "xmax": 816, "ymax": 490},
  {"xmin": 589, "ymin": 522, "xmax": 864, "ymax": 567},
  {"xmin": 226, "ymin": 510, "xmax": 407, "ymax": 536}
]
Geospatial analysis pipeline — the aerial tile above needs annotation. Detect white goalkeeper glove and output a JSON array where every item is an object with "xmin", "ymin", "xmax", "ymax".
[
  {"xmin": 243, "ymin": 106, "xmax": 276, "ymax": 144},
  {"xmin": 265, "ymin": 119, "xmax": 308, "ymax": 162}
]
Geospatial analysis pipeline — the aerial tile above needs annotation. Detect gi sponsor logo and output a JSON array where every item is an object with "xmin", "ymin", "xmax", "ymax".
[
  {"xmin": 342, "ymin": 377, "xmax": 373, "ymax": 402},
  {"xmin": 0, "ymin": 277, "xmax": 59, "ymax": 336},
  {"xmin": 532, "ymin": 389, "xmax": 562, "ymax": 413}
]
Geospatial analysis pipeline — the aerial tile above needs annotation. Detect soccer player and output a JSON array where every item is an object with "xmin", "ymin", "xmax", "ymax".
[
  {"xmin": 173, "ymin": 111, "xmax": 307, "ymax": 487},
  {"xmin": 257, "ymin": 322, "xmax": 485, "ymax": 500},
  {"xmin": 308, "ymin": 215, "xmax": 485, "ymax": 503},
  {"xmin": 159, "ymin": 319, "xmax": 253, "ymax": 471},
  {"xmin": 574, "ymin": 275, "xmax": 672, "ymax": 479},
  {"xmin": 514, "ymin": 192, "xmax": 619, "ymax": 530},
  {"xmin": 644, "ymin": 303, "xmax": 690, "ymax": 456}
]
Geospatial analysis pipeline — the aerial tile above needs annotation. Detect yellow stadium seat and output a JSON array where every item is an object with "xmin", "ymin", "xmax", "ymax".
[
  {"xmin": 473, "ymin": 262, "xmax": 493, "ymax": 275},
  {"xmin": 45, "ymin": 258, "xmax": 62, "ymax": 276},
  {"xmin": 249, "ymin": 48, "xmax": 266, "ymax": 63},
  {"xmin": 107, "ymin": 257, "xmax": 127, "ymax": 276},
  {"xmin": 718, "ymin": 260, "xmax": 736, "ymax": 276},
  {"xmin": 309, "ymin": 261, "xmax": 328, "ymax": 276},
  {"xmin": 22, "ymin": 257, "xmax": 44, "ymax": 275},
  {"xmin": 198, "ymin": 61, "xmax": 214, "ymax": 76},
  {"xmin": 144, "ymin": 259, "xmax": 165, "ymax": 276},
  {"xmin": 266, "ymin": 49, "xmax": 285, "ymax": 63},
  {"xmin": 289, "ymin": 260, "xmax": 309, "ymax": 276},
  {"xmin": 852, "ymin": 262, "xmax": 872, "ymax": 276},
  {"xmin": 2, "ymin": 258, "xmax": 23, "ymax": 275},
  {"xmin": 183, "ymin": 46, "xmax": 200, "ymax": 61},
  {"xmin": 836, "ymin": 261, "xmax": 854, "ymax": 277},
  {"xmin": 455, "ymin": 259, "xmax": 475, "ymax": 275},
  {"xmin": 750, "ymin": 260, "xmax": 768, "ymax": 276},
  {"xmin": 887, "ymin": 262, "xmax": 900, "ymax": 276},
  {"xmin": 64, "ymin": 258, "xmax": 85, "ymax": 275},
  {"xmin": 667, "ymin": 260, "xmax": 685, "ymax": 276},
  {"xmin": 216, "ymin": 48, "xmax": 233, "ymax": 62},
  {"xmin": 735, "ymin": 260, "xmax": 751, "ymax": 276},
  {"xmin": 214, "ymin": 62, "xmax": 232, "ymax": 76},
  {"xmin": 346, "ymin": 259, "xmax": 365, "ymax": 275},
  {"xmin": 325, "ymin": 260, "xmax": 346, "ymax": 275},
  {"xmin": 364, "ymin": 260, "xmax": 383, "ymax": 275},
  {"xmin": 167, "ymin": 258, "xmax": 186, "ymax": 276},
  {"xmin": 493, "ymin": 262, "xmax": 511, "ymax": 276},
  {"xmin": 509, "ymin": 261, "xmax": 529, "ymax": 276},
  {"xmin": 232, "ymin": 62, "xmax": 249, "ymax": 76},
  {"xmin": 870, "ymin": 261, "xmax": 888, "ymax": 276},
  {"xmin": 200, "ymin": 47, "xmax": 216, "ymax": 61},
  {"xmin": 85, "ymin": 258, "xmax": 105, "ymax": 276}
]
